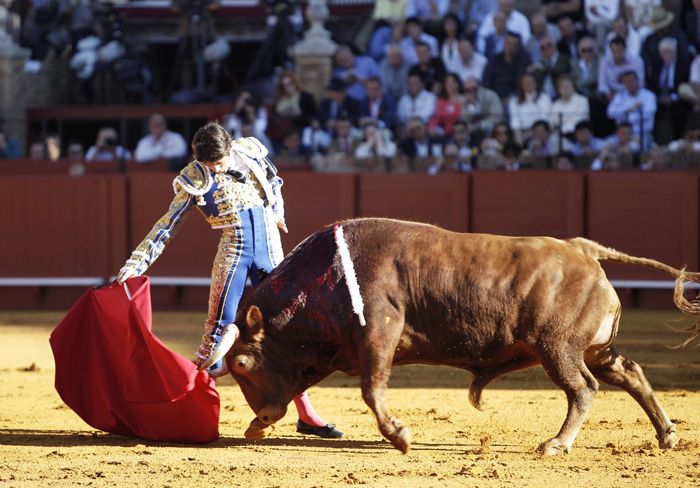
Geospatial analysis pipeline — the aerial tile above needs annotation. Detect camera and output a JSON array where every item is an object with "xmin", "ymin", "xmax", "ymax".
[{"xmin": 105, "ymin": 137, "xmax": 118, "ymax": 147}]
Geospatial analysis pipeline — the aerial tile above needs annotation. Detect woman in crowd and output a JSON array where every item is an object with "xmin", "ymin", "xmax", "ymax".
[
  {"xmin": 508, "ymin": 72, "xmax": 552, "ymax": 142},
  {"xmin": 267, "ymin": 71, "xmax": 317, "ymax": 147},
  {"xmin": 428, "ymin": 72, "xmax": 465, "ymax": 138}
]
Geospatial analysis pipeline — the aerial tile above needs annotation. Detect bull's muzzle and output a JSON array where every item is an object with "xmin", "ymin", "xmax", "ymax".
[{"xmin": 257, "ymin": 404, "xmax": 287, "ymax": 425}]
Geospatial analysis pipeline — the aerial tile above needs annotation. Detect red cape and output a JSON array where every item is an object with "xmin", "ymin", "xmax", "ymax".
[{"xmin": 50, "ymin": 276, "xmax": 219, "ymax": 443}]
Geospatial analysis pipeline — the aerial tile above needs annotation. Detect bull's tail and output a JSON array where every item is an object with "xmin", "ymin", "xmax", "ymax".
[{"xmin": 568, "ymin": 237, "xmax": 700, "ymax": 346}]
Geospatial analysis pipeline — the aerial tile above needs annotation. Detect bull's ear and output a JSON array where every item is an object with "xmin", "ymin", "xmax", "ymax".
[{"xmin": 245, "ymin": 305, "xmax": 265, "ymax": 340}]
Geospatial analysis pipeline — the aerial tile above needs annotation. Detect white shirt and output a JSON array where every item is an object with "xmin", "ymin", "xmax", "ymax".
[
  {"xmin": 451, "ymin": 51, "xmax": 488, "ymax": 82},
  {"xmin": 606, "ymin": 87, "xmax": 657, "ymax": 141},
  {"xmin": 397, "ymin": 89, "xmax": 438, "ymax": 123},
  {"xmin": 85, "ymin": 145, "xmax": 132, "ymax": 161},
  {"xmin": 690, "ymin": 55, "xmax": 700, "ymax": 84},
  {"xmin": 134, "ymin": 130, "xmax": 188, "ymax": 163},
  {"xmin": 400, "ymin": 33, "xmax": 439, "ymax": 67},
  {"xmin": 507, "ymin": 92, "xmax": 553, "ymax": 131},
  {"xmin": 550, "ymin": 94, "xmax": 590, "ymax": 134},
  {"xmin": 477, "ymin": 9, "xmax": 531, "ymax": 54},
  {"xmin": 604, "ymin": 28, "xmax": 642, "ymax": 57}
]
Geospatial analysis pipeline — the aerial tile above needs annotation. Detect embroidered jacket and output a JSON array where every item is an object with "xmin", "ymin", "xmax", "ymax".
[{"xmin": 121, "ymin": 137, "xmax": 285, "ymax": 275}]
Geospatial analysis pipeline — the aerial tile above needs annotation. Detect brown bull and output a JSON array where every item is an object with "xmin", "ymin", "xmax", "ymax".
[{"xmin": 226, "ymin": 218, "xmax": 700, "ymax": 455}]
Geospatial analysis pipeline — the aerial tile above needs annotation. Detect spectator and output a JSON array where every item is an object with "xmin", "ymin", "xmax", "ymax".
[
  {"xmin": 451, "ymin": 37, "xmax": 487, "ymax": 83},
  {"xmin": 571, "ymin": 35, "xmax": 600, "ymax": 97},
  {"xmin": 397, "ymin": 71, "xmax": 437, "ymax": 124},
  {"xmin": 550, "ymin": 74, "xmax": 590, "ymax": 135},
  {"xmin": 556, "ymin": 15, "xmax": 589, "ymax": 60},
  {"xmin": 461, "ymin": 76, "xmax": 505, "ymax": 135},
  {"xmin": 597, "ymin": 36, "xmax": 645, "ymax": 99},
  {"xmin": 85, "ymin": 127, "xmax": 132, "ymax": 161},
  {"xmin": 399, "ymin": 116, "xmax": 440, "ymax": 158},
  {"xmin": 679, "ymin": 53, "xmax": 700, "ymax": 110},
  {"xmin": 409, "ymin": 41, "xmax": 447, "ymax": 93},
  {"xmin": 476, "ymin": 0, "xmax": 531, "ymax": 55},
  {"xmin": 326, "ymin": 116, "xmax": 360, "ymax": 158},
  {"xmin": 479, "ymin": 121, "xmax": 515, "ymax": 167},
  {"xmin": 523, "ymin": 119, "xmax": 561, "ymax": 159},
  {"xmin": 405, "ymin": 0, "xmax": 450, "ymax": 25},
  {"xmin": 640, "ymin": 145, "xmax": 669, "ymax": 170},
  {"xmin": 428, "ymin": 72, "xmax": 464, "ymax": 138},
  {"xmin": 668, "ymin": 122, "xmax": 700, "ymax": 161},
  {"xmin": 585, "ymin": 0, "xmax": 619, "ymax": 48},
  {"xmin": 508, "ymin": 73, "xmax": 553, "ymax": 142},
  {"xmin": 399, "ymin": 17, "xmax": 439, "ymax": 66},
  {"xmin": 481, "ymin": 10, "xmax": 508, "ymax": 60},
  {"xmin": 269, "ymin": 71, "xmax": 317, "ymax": 136},
  {"xmin": 482, "ymin": 31, "xmax": 532, "ymax": 99},
  {"xmin": 440, "ymin": 14, "xmax": 464, "ymax": 73},
  {"xmin": 300, "ymin": 120, "xmax": 332, "ymax": 158},
  {"xmin": 319, "ymin": 77, "xmax": 362, "ymax": 132},
  {"xmin": 0, "ymin": 122, "xmax": 21, "ymax": 159},
  {"xmin": 571, "ymin": 120, "xmax": 605, "ymax": 156},
  {"xmin": 647, "ymin": 37, "xmax": 690, "ymax": 144},
  {"xmin": 460, "ymin": 0, "xmax": 498, "ymax": 35},
  {"xmin": 604, "ymin": 16, "xmax": 641, "ymax": 57},
  {"xmin": 354, "ymin": 118, "xmax": 397, "ymax": 159},
  {"xmin": 380, "ymin": 43, "xmax": 411, "ymax": 101},
  {"xmin": 606, "ymin": 70, "xmax": 657, "ymax": 150},
  {"xmin": 531, "ymin": 36, "xmax": 571, "ymax": 98},
  {"xmin": 224, "ymin": 90, "xmax": 273, "ymax": 148},
  {"xmin": 449, "ymin": 119, "xmax": 476, "ymax": 160},
  {"xmin": 554, "ymin": 150, "xmax": 576, "ymax": 170},
  {"xmin": 134, "ymin": 113, "xmax": 187, "ymax": 163},
  {"xmin": 591, "ymin": 121, "xmax": 640, "ymax": 170},
  {"xmin": 67, "ymin": 141, "xmax": 85, "ymax": 161},
  {"xmin": 686, "ymin": 0, "xmax": 700, "ymax": 54},
  {"xmin": 359, "ymin": 76, "xmax": 398, "ymax": 130},
  {"xmin": 29, "ymin": 141, "xmax": 46, "ymax": 161},
  {"xmin": 427, "ymin": 140, "xmax": 472, "ymax": 174},
  {"xmin": 526, "ymin": 12, "xmax": 562, "ymax": 64},
  {"xmin": 20, "ymin": 0, "xmax": 71, "ymax": 67},
  {"xmin": 366, "ymin": 0, "xmax": 408, "ymax": 61},
  {"xmin": 641, "ymin": 7, "xmax": 691, "ymax": 83},
  {"xmin": 623, "ymin": 0, "xmax": 660, "ymax": 39},
  {"xmin": 276, "ymin": 128, "xmax": 308, "ymax": 165},
  {"xmin": 499, "ymin": 140, "xmax": 523, "ymax": 171},
  {"xmin": 541, "ymin": 0, "xmax": 584, "ymax": 24},
  {"xmin": 45, "ymin": 134, "xmax": 61, "ymax": 162},
  {"xmin": 333, "ymin": 45, "xmax": 381, "ymax": 101}
]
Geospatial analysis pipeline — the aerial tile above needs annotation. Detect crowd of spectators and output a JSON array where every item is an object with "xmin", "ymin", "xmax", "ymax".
[
  {"xmin": 226, "ymin": 0, "xmax": 700, "ymax": 172},
  {"xmin": 7, "ymin": 0, "xmax": 700, "ymax": 173}
]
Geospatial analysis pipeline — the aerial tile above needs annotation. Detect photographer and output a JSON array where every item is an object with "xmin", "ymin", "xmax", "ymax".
[{"xmin": 85, "ymin": 127, "xmax": 131, "ymax": 162}]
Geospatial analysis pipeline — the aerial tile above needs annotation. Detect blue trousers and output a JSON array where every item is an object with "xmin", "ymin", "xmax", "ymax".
[{"xmin": 195, "ymin": 206, "xmax": 283, "ymax": 363}]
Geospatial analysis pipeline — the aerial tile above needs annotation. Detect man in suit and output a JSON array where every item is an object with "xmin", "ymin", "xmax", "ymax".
[
  {"xmin": 647, "ymin": 37, "xmax": 691, "ymax": 144},
  {"xmin": 359, "ymin": 76, "xmax": 398, "ymax": 132},
  {"xmin": 318, "ymin": 77, "xmax": 362, "ymax": 135},
  {"xmin": 531, "ymin": 36, "xmax": 571, "ymax": 98}
]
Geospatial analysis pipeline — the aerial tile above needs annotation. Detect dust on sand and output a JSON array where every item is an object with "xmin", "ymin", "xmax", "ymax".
[{"xmin": 0, "ymin": 310, "xmax": 699, "ymax": 487}]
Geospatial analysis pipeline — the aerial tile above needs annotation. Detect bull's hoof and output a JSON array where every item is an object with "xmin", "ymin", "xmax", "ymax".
[
  {"xmin": 390, "ymin": 426, "xmax": 412, "ymax": 454},
  {"xmin": 658, "ymin": 429, "xmax": 679, "ymax": 449},
  {"xmin": 537, "ymin": 438, "xmax": 571, "ymax": 457},
  {"xmin": 244, "ymin": 418, "xmax": 274, "ymax": 440},
  {"xmin": 468, "ymin": 387, "xmax": 485, "ymax": 411}
]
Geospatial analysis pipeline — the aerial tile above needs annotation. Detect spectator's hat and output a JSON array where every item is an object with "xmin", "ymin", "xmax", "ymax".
[
  {"xmin": 647, "ymin": 7, "xmax": 674, "ymax": 31},
  {"xmin": 327, "ymin": 77, "xmax": 347, "ymax": 92}
]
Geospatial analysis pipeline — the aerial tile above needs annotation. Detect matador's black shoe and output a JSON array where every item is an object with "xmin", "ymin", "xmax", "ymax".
[{"xmin": 296, "ymin": 419, "xmax": 344, "ymax": 439}]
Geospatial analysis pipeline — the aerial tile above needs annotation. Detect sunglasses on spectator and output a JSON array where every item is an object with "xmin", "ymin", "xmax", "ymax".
[{"xmin": 580, "ymin": 47, "xmax": 594, "ymax": 53}]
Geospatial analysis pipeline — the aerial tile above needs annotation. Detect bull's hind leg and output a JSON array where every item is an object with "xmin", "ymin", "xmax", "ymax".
[
  {"xmin": 358, "ymin": 314, "xmax": 411, "ymax": 453},
  {"xmin": 537, "ymin": 348, "xmax": 599, "ymax": 456},
  {"xmin": 587, "ymin": 345, "xmax": 678, "ymax": 449}
]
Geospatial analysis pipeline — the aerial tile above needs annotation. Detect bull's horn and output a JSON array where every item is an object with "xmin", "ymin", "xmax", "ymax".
[{"xmin": 198, "ymin": 324, "xmax": 240, "ymax": 372}]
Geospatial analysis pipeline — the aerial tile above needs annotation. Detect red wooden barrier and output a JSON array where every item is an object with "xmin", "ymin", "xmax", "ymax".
[
  {"xmin": 587, "ymin": 171, "xmax": 700, "ymax": 280},
  {"xmin": 279, "ymin": 173, "xmax": 357, "ymax": 251},
  {"xmin": 471, "ymin": 171, "xmax": 585, "ymax": 238},
  {"xmin": 357, "ymin": 174, "xmax": 470, "ymax": 232},
  {"xmin": 0, "ymin": 175, "xmax": 114, "ymax": 277}
]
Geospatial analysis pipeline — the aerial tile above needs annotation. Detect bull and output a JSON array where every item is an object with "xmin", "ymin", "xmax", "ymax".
[{"xmin": 224, "ymin": 218, "xmax": 700, "ymax": 455}]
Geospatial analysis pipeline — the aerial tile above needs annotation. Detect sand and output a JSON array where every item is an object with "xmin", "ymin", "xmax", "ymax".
[{"xmin": 0, "ymin": 309, "xmax": 698, "ymax": 487}]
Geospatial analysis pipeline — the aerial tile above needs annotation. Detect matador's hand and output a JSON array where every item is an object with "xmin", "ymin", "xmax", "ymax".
[
  {"xmin": 117, "ymin": 267, "xmax": 137, "ymax": 285},
  {"xmin": 276, "ymin": 219, "xmax": 288, "ymax": 234}
]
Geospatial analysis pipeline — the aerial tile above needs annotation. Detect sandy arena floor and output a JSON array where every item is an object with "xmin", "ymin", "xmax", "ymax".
[{"xmin": 0, "ymin": 309, "xmax": 699, "ymax": 487}]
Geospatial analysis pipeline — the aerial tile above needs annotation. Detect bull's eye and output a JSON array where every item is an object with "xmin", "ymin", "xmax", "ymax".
[{"xmin": 232, "ymin": 355, "xmax": 252, "ymax": 374}]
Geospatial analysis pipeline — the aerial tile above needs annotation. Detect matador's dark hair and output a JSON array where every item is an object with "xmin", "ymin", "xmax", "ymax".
[{"xmin": 191, "ymin": 122, "xmax": 232, "ymax": 163}]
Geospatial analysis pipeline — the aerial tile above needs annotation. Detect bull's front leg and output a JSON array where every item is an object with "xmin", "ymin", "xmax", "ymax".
[{"xmin": 358, "ymin": 316, "xmax": 411, "ymax": 453}]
